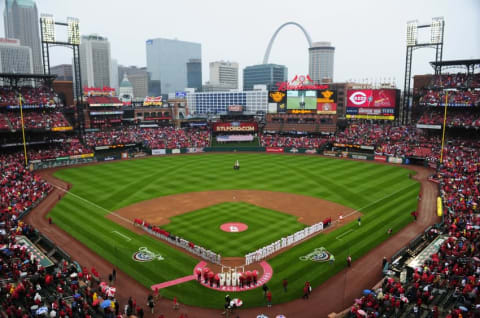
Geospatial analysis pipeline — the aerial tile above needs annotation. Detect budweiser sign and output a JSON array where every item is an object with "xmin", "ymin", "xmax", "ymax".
[{"xmin": 275, "ymin": 75, "xmax": 328, "ymax": 91}]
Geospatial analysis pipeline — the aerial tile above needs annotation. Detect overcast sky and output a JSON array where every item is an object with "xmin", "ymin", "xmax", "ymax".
[{"xmin": 2, "ymin": 0, "xmax": 479, "ymax": 87}]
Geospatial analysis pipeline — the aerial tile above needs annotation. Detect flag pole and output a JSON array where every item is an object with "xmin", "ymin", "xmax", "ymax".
[
  {"xmin": 19, "ymin": 93, "xmax": 28, "ymax": 167},
  {"xmin": 439, "ymin": 91, "xmax": 448, "ymax": 164}
]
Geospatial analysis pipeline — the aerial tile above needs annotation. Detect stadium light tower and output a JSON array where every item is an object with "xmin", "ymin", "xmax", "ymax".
[
  {"xmin": 401, "ymin": 17, "xmax": 444, "ymax": 125},
  {"xmin": 40, "ymin": 14, "xmax": 84, "ymax": 138}
]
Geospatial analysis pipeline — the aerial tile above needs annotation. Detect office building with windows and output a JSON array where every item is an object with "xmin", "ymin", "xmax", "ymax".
[
  {"xmin": 186, "ymin": 89, "xmax": 268, "ymax": 115},
  {"xmin": 0, "ymin": 37, "xmax": 33, "ymax": 74},
  {"xmin": 243, "ymin": 64, "xmax": 287, "ymax": 91},
  {"xmin": 79, "ymin": 34, "xmax": 111, "ymax": 88},
  {"xmin": 186, "ymin": 58, "xmax": 202, "ymax": 91},
  {"xmin": 146, "ymin": 38, "xmax": 201, "ymax": 94},
  {"xmin": 51, "ymin": 64, "xmax": 73, "ymax": 81},
  {"xmin": 4, "ymin": 0, "xmax": 42, "ymax": 74},
  {"xmin": 309, "ymin": 41, "xmax": 335, "ymax": 83},
  {"xmin": 209, "ymin": 61, "xmax": 239, "ymax": 89}
]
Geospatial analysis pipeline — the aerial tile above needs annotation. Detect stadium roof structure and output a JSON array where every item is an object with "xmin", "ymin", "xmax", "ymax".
[
  {"xmin": 0, "ymin": 73, "xmax": 57, "ymax": 88},
  {"xmin": 430, "ymin": 59, "xmax": 480, "ymax": 73}
]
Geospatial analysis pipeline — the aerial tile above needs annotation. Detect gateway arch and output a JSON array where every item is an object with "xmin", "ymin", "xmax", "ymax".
[{"xmin": 263, "ymin": 21, "xmax": 312, "ymax": 64}]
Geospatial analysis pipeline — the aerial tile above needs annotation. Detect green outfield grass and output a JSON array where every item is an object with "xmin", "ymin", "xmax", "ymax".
[
  {"xmin": 161, "ymin": 202, "xmax": 306, "ymax": 257},
  {"xmin": 50, "ymin": 153, "xmax": 420, "ymax": 308}
]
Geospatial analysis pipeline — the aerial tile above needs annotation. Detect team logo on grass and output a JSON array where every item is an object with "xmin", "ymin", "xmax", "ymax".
[
  {"xmin": 132, "ymin": 247, "xmax": 164, "ymax": 262},
  {"xmin": 299, "ymin": 247, "xmax": 333, "ymax": 262},
  {"xmin": 220, "ymin": 222, "xmax": 248, "ymax": 233}
]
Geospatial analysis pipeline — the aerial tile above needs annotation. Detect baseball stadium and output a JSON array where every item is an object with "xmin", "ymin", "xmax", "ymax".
[{"xmin": 1, "ymin": 5, "xmax": 480, "ymax": 318}]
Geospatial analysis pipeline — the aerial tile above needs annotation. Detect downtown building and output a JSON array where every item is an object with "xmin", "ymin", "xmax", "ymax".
[
  {"xmin": 186, "ymin": 58, "xmax": 202, "ymax": 91},
  {"xmin": 243, "ymin": 64, "xmax": 288, "ymax": 91},
  {"xmin": 0, "ymin": 37, "xmax": 33, "ymax": 74},
  {"xmin": 146, "ymin": 38, "xmax": 201, "ymax": 95},
  {"xmin": 309, "ymin": 41, "xmax": 335, "ymax": 83},
  {"xmin": 186, "ymin": 89, "xmax": 268, "ymax": 115},
  {"xmin": 3, "ymin": 0, "xmax": 42, "ymax": 74},
  {"xmin": 204, "ymin": 61, "xmax": 239, "ymax": 91},
  {"xmin": 50, "ymin": 64, "xmax": 73, "ymax": 81},
  {"xmin": 79, "ymin": 34, "xmax": 111, "ymax": 88},
  {"xmin": 118, "ymin": 65, "xmax": 149, "ymax": 98}
]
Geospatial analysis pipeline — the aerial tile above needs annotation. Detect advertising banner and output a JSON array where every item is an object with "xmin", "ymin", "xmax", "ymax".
[
  {"xmin": 171, "ymin": 149, "xmax": 181, "ymax": 154},
  {"xmin": 346, "ymin": 114, "xmax": 395, "ymax": 120},
  {"xmin": 416, "ymin": 124, "xmax": 442, "ymax": 130},
  {"xmin": 346, "ymin": 89, "xmax": 397, "ymax": 108},
  {"xmin": 351, "ymin": 154, "xmax": 368, "ymax": 160},
  {"xmin": 374, "ymin": 155, "xmax": 387, "ymax": 162},
  {"xmin": 187, "ymin": 148, "xmax": 204, "ymax": 153},
  {"xmin": 388, "ymin": 157, "xmax": 403, "ymax": 164},
  {"xmin": 228, "ymin": 105, "xmax": 244, "ymax": 112},
  {"xmin": 51, "ymin": 126, "xmax": 73, "ymax": 132},
  {"xmin": 323, "ymin": 151, "xmax": 337, "ymax": 157},
  {"xmin": 213, "ymin": 122, "xmax": 258, "ymax": 132},
  {"xmin": 266, "ymin": 147, "xmax": 284, "ymax": 153},
  {"xmin": 152, "ymin": 149, "xmax": 166, "ymax": 155},
  {"xmin": 143, "ymin": 96, "xmax": 163, "ymax": 106},
  {"xmin": 317, "ymin": 89, "xmax": 337, "ymax": 103},
  {"xmin": 268, "ymin": 91, "xmax": 287, "ymax": 113},
  {"xmin": 317, "ymin": 102, "xmax": 337, "ymax": 114},
  {"xmin": 305, "ymin": 149, "xmax": 318, "ymax": 154},
  {"xmin": 175, "ymin": 91, "xmax": 187, "ymax": 98}
]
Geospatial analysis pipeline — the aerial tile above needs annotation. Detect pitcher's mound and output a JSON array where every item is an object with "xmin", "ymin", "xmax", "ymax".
[{"xmin": 220, "ymin": 222, "xmax": 248, "ymax": 232}]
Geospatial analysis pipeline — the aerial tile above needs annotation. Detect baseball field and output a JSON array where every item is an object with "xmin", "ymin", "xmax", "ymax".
[{"xmin": 48, "ymin": 153, "xmax": 419, "ymax": 309}]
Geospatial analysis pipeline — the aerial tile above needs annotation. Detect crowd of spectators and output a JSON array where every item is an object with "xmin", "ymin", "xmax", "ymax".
[
  {"xmin": 26, "ymin": 141, "xmax": 92, "ymax": 161},
  {"xmin": 0, "ymin": 153, "xmax": 52, "ymax": 216},
  {"xmin": 429, "ymin": 73, "xmax": 480, "ymax": 89},
  {"xmin": 419, "ymin": 90, "xmax": 480, "ymax": 107},
  {"xmin": 347, "ymin": 137, "xmax": 480, "ymax": 317},
  {"xmin": 5, "ymin": 111, "xmax": 71, "ymax": 130},
  {"xmin": 260, "ymin": 134, "xmax": 329, "ymax": 149},
  {"xmin": 0, "ymin": 86, "xmax": 60, "ymax": 107},
  {"xmin": 84, "ymin": 126, "xmax": 210, "ymax": 150},
  {"xmin": 417, "ymin": 110, "xmax": 480, "ymax": 128}
]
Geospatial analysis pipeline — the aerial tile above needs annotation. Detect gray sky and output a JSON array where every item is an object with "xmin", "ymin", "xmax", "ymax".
[{"xmin": 2, "ymin": 0, "xmax": 480, "ymax": 87}]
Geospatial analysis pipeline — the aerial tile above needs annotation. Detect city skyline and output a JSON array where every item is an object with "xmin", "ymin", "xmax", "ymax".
[{"xmin": 0, "ymin": 0, "xmax": 478, "ymax": 90}]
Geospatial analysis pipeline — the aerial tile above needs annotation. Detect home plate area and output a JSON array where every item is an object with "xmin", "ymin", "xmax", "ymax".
[{"xmin": 193, "ymin": 260, "xmax": 273, "ymax": 292}]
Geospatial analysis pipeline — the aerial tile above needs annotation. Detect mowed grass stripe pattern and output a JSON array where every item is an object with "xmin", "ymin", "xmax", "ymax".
[
  {"xmin": 161, "ymin": 202, "xmax": 306, "ymax": 257},
  {"xmin": 49, "ymin": 154, "xmax": 419, "ymax": 308}
]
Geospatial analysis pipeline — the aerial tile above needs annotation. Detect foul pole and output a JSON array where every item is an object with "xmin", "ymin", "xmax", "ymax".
[
  {"xmin": 19, "ymin": 94, "xmax": 28, "ymax": 166},
  {"xmin": 439, "ymin": 91, "xmax": 448, "ymax": 164}
]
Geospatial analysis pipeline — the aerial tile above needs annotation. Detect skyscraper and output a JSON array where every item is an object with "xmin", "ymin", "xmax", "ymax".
[
  {"xmin": 79, "ymin": 34, "xmax": 111, "ymax": 88},
  {"xmin": 0, "ymin": 37, "xmax": 33, "ymax": 73},
  {"xmin": 308, "ymin": 41, "xmax": 335, "ymax": 83},
  {"xmin": 3, "ymin": 0, "xmax": 42, "ymax": 74},
  {"xmin": 243, "ymin": 64, "xmax": 288, "ymax": 91},
  {"xmin": 110, "ymin": 59, "xmax": 119, "ymax": 93},
  {"xmin": 209, "ymin": 61, "xmax": 239, "ymax": 89},
  {"xmin": 186, "ymin": 58, "xmax": 202, "ymax": 91},
  {"xmin": 50, "ymin": 64, "xmax": 73, "ymax": 81},
  {"xmin": 146, "ymin": 38, "xmax": 201, "ymax": 94}
]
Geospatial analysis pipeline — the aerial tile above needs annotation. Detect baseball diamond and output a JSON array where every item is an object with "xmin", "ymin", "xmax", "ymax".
[{"xmin": 42, "ymin": 153, "xmax": 419, "ymax": 309}]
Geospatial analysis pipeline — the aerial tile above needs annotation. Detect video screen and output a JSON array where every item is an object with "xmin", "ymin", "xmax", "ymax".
[{"xmin": 287, "ymin": 90, "xmax": 317, "ymax": 110}]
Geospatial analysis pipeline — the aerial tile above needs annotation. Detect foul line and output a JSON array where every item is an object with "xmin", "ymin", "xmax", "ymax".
[
  {"xmin": 51, "ymin": 184, "xmax": 133, "ymax": 225},
  {"xmin": 336, "ymin": 183, "xmax": 419, "ymax": 223},
  {"xmin": 336, "ymin": 229, "xmax": 354, "ymax": 240},
  {"xmin": 111, "ymin": 231, "xmax": 131, "ymax": 241}
]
